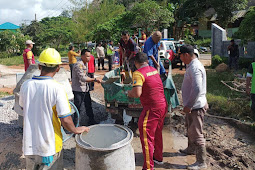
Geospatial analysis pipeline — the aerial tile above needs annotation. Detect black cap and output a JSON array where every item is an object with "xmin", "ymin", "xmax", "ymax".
[{"xmin": 179, "ymin": 45, "xmax": 194, "ymax": 54}]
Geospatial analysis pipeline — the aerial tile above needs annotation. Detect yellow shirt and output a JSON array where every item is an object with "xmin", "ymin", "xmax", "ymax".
[{"xmin": 68, "ymin": 50, "xmax": 79, "ymax": 64}]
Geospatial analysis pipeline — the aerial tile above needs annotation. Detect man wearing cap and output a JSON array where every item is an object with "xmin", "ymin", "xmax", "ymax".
[
  {"xmin": 23, "ymin": 40, "xmax": 35, "ymax": 71},
  {"xmin": 72, "ymin": 49, "xmax": 102, "ymax": 126},
  {"xmin": 128, "ymin": 52, "xmax": 168, "ymax": 170},
  {"xmin": 179, "ymin": 45, "xmax": 208, "ymax": 169},
  {"xmin": 19, "ymin": 48, "xmax": 89, "ymax": 169},
  {"xmin": 143, "ymin": 31, "xmax": 166, "ymax": 78}
]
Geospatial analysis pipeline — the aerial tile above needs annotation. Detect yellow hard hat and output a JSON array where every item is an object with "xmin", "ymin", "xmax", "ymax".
[{"xmin": 38, "ymin": 48, "xmax": 62, "ymax": 67}]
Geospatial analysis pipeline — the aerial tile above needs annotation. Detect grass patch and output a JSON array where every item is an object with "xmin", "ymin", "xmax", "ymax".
[
  {"xmin": 173, "ymin": 69, "xmax": 251, "ymax": 121},
  {"xmin": 0, "ymin": 56, "xmax": 39, "ymax": 66},
  {"xmin": 0, "ymin": 92, "xmax": 9, "ymax": 98}
]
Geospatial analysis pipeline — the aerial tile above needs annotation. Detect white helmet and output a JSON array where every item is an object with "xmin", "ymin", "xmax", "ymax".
[{"xmin": 194, "ymin": 49, "xmax": 200, "ymax": 59}]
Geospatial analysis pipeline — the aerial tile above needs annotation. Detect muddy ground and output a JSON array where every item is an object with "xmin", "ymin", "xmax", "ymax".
[{"xmin": 1, "ymin": 61, "xmax": 255, "ymax": 170}]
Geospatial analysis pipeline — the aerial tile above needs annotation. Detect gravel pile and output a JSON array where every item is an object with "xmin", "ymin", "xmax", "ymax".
[{"xmin": 0, "ymin": 95, "xmax": 20, "ymax": 137}]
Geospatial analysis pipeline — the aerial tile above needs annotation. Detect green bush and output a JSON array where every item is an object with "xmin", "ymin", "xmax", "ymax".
[
  {"xmin": 194, "ymin": 38, "xmax": 211, "ymax": 47},
  {"xmin": 59, "ymin": 50, "xmax": 69, "ymax": 58},
  {"xmin": 238, "ymin": 58, "xmax": 254, "ymax": 69},
  {"xmin": 0, "ymin": 52, "xmax": 12, "ymax": 59},
  {"xmin": 220, "ymin": 56, "xmax": 253, "ymax": 69},
  {"xmin": 212, "ymin": 56, "xmax": 253, "ymax": 69},
  {"xmin": 211, "ymin": 55, "xmax": 223, "ymax": 68}
]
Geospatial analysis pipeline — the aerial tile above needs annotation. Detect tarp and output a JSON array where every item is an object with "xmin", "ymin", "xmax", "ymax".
[{"xmin": 163, "ymin": 74, "xmax": 180, "ymax": 108}]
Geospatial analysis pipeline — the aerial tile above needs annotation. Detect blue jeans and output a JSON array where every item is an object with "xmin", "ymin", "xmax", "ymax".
[{"xmin": 148, "ymin": 58, "xmax": 166, "ymax": 75}]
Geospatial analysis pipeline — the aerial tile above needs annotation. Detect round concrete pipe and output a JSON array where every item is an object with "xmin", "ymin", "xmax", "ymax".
[{"xmin": 75, "ymin": 124, "xmax": 135, "ymax": 170}]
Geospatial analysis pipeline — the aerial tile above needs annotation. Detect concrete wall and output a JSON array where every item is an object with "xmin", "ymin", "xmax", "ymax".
[
  {"xmin": 222, "ymin": 40, "xmax": 244, "ymax": 57},
  {"xmin": 211, "ymin": 24, "xmax": 255, "ymax": 58},
  {"xmin": 211, "ymin": 24, "xmax": 227, "ymax": 56},
  {"xmin": 247, "ymin": 42, "xmax": 255, "ymax": 58}
]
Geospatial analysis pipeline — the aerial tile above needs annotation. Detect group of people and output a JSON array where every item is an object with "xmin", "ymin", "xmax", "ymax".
[
  {"xmin": 126, "ymin": 43, "xmax": 208, "ymax": 170},
  {"xmin": 95, "ymin": 41, "xmax": 116, "ymax": 71},
  {"xmin": 20, "ymin": 30, "xmax": 207, "ymax": 170}
]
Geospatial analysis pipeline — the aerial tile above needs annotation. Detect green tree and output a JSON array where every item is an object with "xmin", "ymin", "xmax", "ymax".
[
  {"xmin": 71, "ymin": 0, "xmax": 125, "ymax": 42},
  {"xmin": 130, "ymin": 0, "xmax": 174, "ymax": 33},
  {"xmin": 39, "ymin": 16, "xmax": 75, "ymax": 50},
  {"xmin": 0, "ymin": 30, "xmax": 31, "ymax": 56},
  {"xmin": 90, "ymin": 0, "xmax": 174, "ymax": 42},
  {"xmin": 236, "ymin": 7, "xmax": 255, "ymax": 41},
  {"xmin": 20, "ymin": 21, "xmax": 43, "ymax": 55}
]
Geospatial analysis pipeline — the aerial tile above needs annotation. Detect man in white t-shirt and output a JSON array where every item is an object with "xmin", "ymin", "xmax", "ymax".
[{"xmin": 19, "ymin": 48, "xmax": 89, "ymax": 169}]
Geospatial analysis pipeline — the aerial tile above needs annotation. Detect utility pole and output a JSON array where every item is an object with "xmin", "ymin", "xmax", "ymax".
[{"xmin": 35, "ymin": 13, "xmax": 37, "ymax": 21}]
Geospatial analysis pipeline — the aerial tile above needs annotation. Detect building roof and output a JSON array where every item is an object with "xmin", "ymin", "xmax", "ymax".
[
  {"xmin": 0, "ymin": 22, "xmax": 20, "ymax": 30},
  {"xmin": 210, "ymin": 10, "xmax": 247, "ymax": 21}
]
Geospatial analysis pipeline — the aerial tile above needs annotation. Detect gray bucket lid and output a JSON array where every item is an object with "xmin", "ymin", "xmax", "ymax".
[{"xmin": 75, "ymin": 124, "xmax": 133, "ymax": 151}]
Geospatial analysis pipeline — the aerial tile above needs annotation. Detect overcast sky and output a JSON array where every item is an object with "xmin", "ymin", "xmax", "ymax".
[{"xmin": 0, "ymin": 0, "xmax": 74, "ymax": 26}]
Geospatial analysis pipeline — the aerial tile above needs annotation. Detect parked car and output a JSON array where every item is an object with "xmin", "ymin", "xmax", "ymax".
[
  {"xmin": 159, "ymin": 40, "xmax": 177, "ymax": 68},
  {"xmin": 199, "ymin": 46, "xmax": 208, "ymax": 53}
]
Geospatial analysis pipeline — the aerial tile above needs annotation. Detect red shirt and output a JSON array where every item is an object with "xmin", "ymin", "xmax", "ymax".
[
  {"xmin": 23, "ymin": 48, "xmax": 35, "ymax": 71},
  {"xmin": 132, "ymin": 65, "xmax": 166, "ymax": 108},
  {"xmin": 88, "ymin": 55, "xmax": 95, "ymax": 73}
]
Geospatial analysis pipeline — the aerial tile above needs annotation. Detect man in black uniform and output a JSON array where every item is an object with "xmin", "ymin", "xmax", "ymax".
[{"xmin": 228, "ymin": 39, "xmax": 239, "ymax": 71}]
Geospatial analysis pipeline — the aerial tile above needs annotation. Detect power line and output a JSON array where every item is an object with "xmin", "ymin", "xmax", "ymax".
[
  {"xmin": 37, "ymin": 0, "xmax": 69, "ymax": 20},
  {"xmin": 46, "ymin": 0, "xmax": 70, "ymax": 18},
  {"xmin": 37, "ymin": 0, "xmax": 66, "ymax": 20}
]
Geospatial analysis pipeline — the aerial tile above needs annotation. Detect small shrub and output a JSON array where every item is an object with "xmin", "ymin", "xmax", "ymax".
[
  {"xmin": 239, "ymin": 58, "xmax": 254, "ymax": 69},
  {"xmin": 0, "ymin": 52, "xmax": 11, "ymax": 59},
  {"xmin": 211, "ymin": 55, "xmax": 223, "ymax": 68},
  {"xmin": 194, "ymin": 38, "xmax": 211, "ymax": 47},
  {"xmin": 221, "ymin": 57, "xmax": 254, "ymax": 69}
]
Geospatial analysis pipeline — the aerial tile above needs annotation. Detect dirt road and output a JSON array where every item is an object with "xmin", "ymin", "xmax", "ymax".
[{"xmin": 1, "ymin": 62, "xmax": 255, "ymax": 170}]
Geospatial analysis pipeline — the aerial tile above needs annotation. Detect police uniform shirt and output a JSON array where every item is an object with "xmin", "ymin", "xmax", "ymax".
[{"xmin": 72, "ymin": 60, "xmax": 90, "ymax": 92}]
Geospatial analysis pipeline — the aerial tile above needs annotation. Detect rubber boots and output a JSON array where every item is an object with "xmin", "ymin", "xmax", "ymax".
[
  {"xmin": 179, "ymin": 141, "xmax": 196, "ymax": 155},
  {"xmin": 188, "ymin": 145, "xmax": 207, "ymax": 170},
  {"xmin": 179, "ymin": 138, "xmax": 196, "ymax": 155}
]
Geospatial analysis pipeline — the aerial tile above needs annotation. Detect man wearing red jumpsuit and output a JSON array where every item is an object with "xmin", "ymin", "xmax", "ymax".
[{"xmin": 128, "ymin": 52, "xmax": 167, "ymax": 170}]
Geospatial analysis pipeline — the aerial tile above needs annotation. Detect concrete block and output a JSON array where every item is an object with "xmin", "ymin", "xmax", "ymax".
[{"xmin": 211, "ymin": 23, "xmax": 227, "ymax": 56}]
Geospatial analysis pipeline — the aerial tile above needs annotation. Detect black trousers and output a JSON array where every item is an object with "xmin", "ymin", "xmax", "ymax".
[
  {"xmin": 98, "ymin": 57, "xmax": 105, "ymax": 69},
  {"xmin": 73, "ymin": 91, "xmax": 96, "ymax": 125},
  {"xmin": 229, "ymin": 56, "xmax": 239, "ymax": 71},
  {"xmin": 87, "ymin": 73, "xmax": 94, "ymax": 91},
  {"xmin": 108, "ymin": 55, "xmax": 113, "ymax": 71},
  {"xmin": 69, "ymin": 64, "xmax": 74, "ymax": 78}
]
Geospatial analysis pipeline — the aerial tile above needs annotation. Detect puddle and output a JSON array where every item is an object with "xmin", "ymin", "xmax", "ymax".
[{"xmin": 134, "ymin": 126, "xmax": 196, "ymax": 170}]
